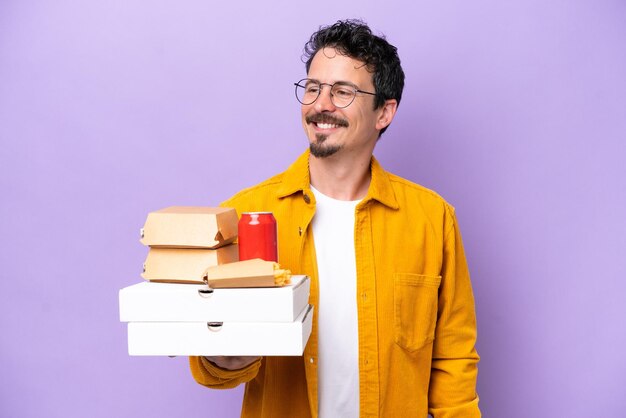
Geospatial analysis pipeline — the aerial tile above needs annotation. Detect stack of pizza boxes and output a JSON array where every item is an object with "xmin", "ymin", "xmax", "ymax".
[{"xmin": 119, "ymin": 206, "xmax": 312, "ymax": 357}]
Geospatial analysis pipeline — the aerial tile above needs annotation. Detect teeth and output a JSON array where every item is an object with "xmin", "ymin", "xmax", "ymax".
[{"xmin": 317, "ymin": 123, "xmax": 338, "ymax": 129}]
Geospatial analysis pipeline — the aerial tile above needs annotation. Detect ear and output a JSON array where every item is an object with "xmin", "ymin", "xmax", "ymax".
[{"xmin": 375, "ymin": 99, "xmax": 398, "ymax": 131}]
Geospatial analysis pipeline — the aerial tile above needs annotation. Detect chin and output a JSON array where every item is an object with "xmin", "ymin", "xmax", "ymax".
[{"xmin": 309, "ymin": 143, "xmax": 341, "ymax": 158}]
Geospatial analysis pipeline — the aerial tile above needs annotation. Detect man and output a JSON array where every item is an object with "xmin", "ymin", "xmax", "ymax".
[{"xmin": 190, "ymin": 19, "xmax": 480, "ymax": 418}]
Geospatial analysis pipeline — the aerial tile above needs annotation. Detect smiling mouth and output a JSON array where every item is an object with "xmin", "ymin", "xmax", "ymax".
[
  {"xmin": 316, "ymin": 122, "xmax": 340, "ymax": 129},
  {"xmin": 306, "ymin": 114, "xmax": 349, "ymax": 130}
]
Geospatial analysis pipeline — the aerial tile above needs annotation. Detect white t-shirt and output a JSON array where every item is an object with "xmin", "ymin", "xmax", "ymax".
[{"xmin": 310, "ymin": 186, "xmax": 360, "ymax": 418}]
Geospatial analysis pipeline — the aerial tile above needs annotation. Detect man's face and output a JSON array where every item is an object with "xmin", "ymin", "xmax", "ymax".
[{"xmin": 301, "ymin": 47, "xmax": 385, "ymax": 159}]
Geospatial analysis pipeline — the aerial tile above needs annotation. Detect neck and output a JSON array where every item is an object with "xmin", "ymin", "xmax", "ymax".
[{"xmin": 309, "ymin": 152, "xmax": 372, "ymax": 201}]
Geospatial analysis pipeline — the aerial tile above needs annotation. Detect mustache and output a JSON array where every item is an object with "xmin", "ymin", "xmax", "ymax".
[{"xmin": 305, "ymin": 113, "xmax": 349, "ymax": 127}]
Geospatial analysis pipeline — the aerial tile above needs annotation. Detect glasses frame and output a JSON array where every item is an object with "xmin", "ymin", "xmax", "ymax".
[{"xmin": 294, "ymin": 78, "xmax": 376, "ymax": 108}]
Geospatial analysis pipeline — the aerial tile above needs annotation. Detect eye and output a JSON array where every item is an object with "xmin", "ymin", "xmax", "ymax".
[
  {"xmin": 305, "ymin": 84, "xmax": 320, "ymax": 94},
  {"xmin": 333, "ymin": 86, "xmax": 354, "ymax": 99}
]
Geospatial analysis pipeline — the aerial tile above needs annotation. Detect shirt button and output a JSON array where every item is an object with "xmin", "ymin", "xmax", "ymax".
[
  {"xmin": 303, "ymin": 194, "xmax": 311, "ymax": 204},
  {"xmin": 309, "ymin": 357, "xmax": 314, "ymax": 363}
]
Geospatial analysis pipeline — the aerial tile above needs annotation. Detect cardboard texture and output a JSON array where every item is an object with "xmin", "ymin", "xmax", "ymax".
[
  {"xmin": 126, "ymin": 305, "xmax": 313, "ymax": 356},
  {"xmin": 142, "ymin": 245, "xmax": 239, "ymax": 283},
  {"xmin": 203, "ymin": 258, "xmax": 279, "ymax": 288},
  {"xmin": 140, "ymin": 206, "xmax": 238, "ymax": 249},
  {"xmin": 120, "ymin": 275, "xmax": 310, "ymax": 322}
]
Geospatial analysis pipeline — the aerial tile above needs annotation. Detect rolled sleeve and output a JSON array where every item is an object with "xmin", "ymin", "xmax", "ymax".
[{"xmin": 189, "ymin": 356, "xmax": 262, "ymax": 390}]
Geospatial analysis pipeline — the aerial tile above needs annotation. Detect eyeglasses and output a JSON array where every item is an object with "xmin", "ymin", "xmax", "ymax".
[{"xmin": 294, "ymin": 78, "xmax": 376, "ymax": 108}]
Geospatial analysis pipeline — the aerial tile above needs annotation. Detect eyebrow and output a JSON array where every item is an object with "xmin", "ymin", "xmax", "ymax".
[{"xmin": 307, "ymin": 78, "xmax": 360, "ymax": 89}]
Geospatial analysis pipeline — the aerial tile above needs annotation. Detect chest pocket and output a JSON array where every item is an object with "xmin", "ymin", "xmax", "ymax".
[{"xmin": 393, "ymin": 273, "xmax": 442, "ymax": 352}]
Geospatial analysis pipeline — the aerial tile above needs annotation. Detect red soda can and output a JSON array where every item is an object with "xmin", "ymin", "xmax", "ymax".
[{"xmin": 238, "ymin": 212, "xmax": 278, "ymax": 262}]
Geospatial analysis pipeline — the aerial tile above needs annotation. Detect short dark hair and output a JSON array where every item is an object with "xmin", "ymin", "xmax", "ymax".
[{"xmin": 303, "ymin": 19, "xmax": 405, "ymax": 133}]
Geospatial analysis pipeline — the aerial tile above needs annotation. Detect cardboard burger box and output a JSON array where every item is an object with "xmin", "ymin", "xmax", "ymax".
[
  {"xmin": 141, "ymin": 245, "xmax": 239, "ymax": 283},
  {"xmin": 140, "ymin": 206, "xmax": 238, "ymax": 249},
  {"xmin": 119, "ymin": 275, "xmax": 312, "ymax": 356}
]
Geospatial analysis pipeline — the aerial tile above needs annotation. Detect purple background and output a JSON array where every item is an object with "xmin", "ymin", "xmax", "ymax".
[{"xmin": 1, "ymin": 1, "xmax": 625, "ymax": 417}]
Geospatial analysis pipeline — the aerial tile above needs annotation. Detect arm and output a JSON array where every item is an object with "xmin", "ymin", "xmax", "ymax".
[
  {"xmin": 428, "ymin": 207, "xmax": 481, "ymax": 417},
  {"xmin": 189, "ymin": 356, "xmax": 262, "ymax": 389}
]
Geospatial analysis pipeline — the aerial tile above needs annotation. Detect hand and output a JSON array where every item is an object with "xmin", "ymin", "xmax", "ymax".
[{"xmin": 204, "ymin": 356, "xmax": 261, "ymax": 370}]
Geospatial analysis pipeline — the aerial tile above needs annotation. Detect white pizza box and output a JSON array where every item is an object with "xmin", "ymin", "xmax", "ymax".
[
  {"xmin": 126, "ymin": 305, "xmax": 313, "ymax": 356},
  {"xmin": 119, "ymin": 275, "xmax": 309, "ymax": 323}
]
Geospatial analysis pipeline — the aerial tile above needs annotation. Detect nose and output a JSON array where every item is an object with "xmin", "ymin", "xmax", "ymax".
[{"xmin": 314, "ymin": 84, "xmax": 336, "ymax": 112}]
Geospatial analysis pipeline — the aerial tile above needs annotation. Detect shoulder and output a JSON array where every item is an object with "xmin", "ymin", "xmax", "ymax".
[
  {"xmin": 223, "ymin": 174, "xmax": 280, "ymax": 202},
  {"xmin": 222, "ymin": 151, "xmax": 309, "ymax": 210},
  {"xmin": 381, "ymin": 169, "xmax": 458, "ymax": 236},
  {"xmin": 221, "ymin": 172, "xmax": 285, "ymax": 211},
  {"xmin": 386, "ymin": 171, "xmax": 455, "ymax": 213}
]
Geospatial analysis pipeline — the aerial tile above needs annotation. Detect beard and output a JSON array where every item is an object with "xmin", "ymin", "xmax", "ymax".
[
  {"xmin": 305, "ymin": 113, "xmax": 348, "ymax": 158},
  {"xmin": 309, "ymin": 133, "xmax": 342, "ymax": 158}
]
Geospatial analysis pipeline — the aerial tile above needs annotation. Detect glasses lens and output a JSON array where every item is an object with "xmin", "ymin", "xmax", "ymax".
[
  {"xmin": 295, "ymin": 79, "xmax": 319, "ymax": 105},
  {"xmin": 330, "ymin": 83, "xmax": 356, "ymax": 108}
]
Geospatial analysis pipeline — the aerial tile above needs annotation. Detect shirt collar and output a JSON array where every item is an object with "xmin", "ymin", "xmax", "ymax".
[{"xmin": 277, "ymin": 149, "xmax": 399, "ymax": 210}]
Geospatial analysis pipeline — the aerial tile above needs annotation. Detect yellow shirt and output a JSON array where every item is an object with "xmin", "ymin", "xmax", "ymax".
[{"xmin": 190, "ymin": 150, "xmax": 480, "ymax": 418}]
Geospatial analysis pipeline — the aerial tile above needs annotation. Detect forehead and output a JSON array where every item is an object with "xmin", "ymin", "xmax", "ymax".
[{"xmin": 307, "ymin": 47, "xmax": 373, "ymax": 87}]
